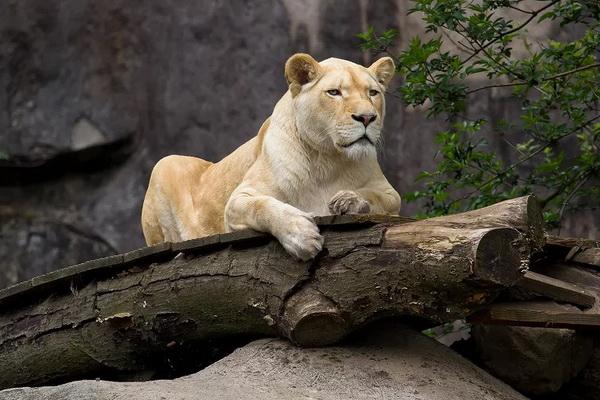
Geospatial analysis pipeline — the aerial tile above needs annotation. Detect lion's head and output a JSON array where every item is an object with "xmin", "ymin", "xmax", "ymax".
[{"xmin": 284, "ymin": 53, "xmax": 395, "ymax": 160}]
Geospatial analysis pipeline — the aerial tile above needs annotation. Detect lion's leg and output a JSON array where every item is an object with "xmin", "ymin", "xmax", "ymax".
[
  {"xmin": 142, "ymin": 155, "xmax": 212, "ymax": 245},
  {"xmin": 225, "ymin": 186, "xmax": 323, "ymax": 261},
  {"xmin": 328, "ymin": 187, "xmax": 401, "ymax": 216},
  {"xmin": 328, "ymin": 169, "xmax": 401, "ymax": 216},
  {"xmin": 356, "ymin": 187, "xmax": 401, "ymax": 214}
]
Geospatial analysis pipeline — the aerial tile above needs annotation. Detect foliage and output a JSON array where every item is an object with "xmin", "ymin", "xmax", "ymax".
[{"xmin": 359, "ymin": 0, "xmax": 600, "ymax": 228}]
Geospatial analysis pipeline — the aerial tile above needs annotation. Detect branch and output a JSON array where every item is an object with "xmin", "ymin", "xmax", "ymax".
[
  {"xmin": 558, "ymin": 172, "xmax": 592, "ymax": 233},
  {"xmin": 463, "ymin": 0, "xmax": 561, "ymax": 64},
  {"xmin": 506, "ymin": 4, "xmax": 536, "ymax": 15},
  {"xmin": 466, "ymin": 81, "xmax": 526, "ymax": 94},
  {"xmin": 491, "ymin": 114, "xmax": 600, "ymax": 180},
  {"xmin": 445, "ymin": 114, "xmax": 600, "ymax": 210},
  {"xmin": 441, "ymin": 27, "xmax": 477, "ymax": 55},
  {"xmin": 466, "ymin": 63, "xmax": 600, "ymax": 94},
  {"xmin": 549, "ymin": 62, "xmax": 600, "ymax": 80},
  {"xmin": 539, "ymin": 188, "xmax": 563, "ymax": 208}
]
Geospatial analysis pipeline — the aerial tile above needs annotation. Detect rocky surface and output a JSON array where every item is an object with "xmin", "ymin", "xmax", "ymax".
[
  {"xmin": 471, "ymin": 325, "xmax": 594, "ymax": 396},
  {"xmin": 1, "ymin": 324, "xmax": 528, "ymax": 400},
  {"xmin": 0, "ymin": 214, "xmax": 115, "ymax": 288},
  {"xmin": 551, "ymin": 343, "xmax": 600, "ymax": 400},
  {"xmin": 0, "ymin": 0, "xmax": 597, "ymax": 288}
]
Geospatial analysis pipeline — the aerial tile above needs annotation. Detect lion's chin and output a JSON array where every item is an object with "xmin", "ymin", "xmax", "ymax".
[{"xmin": 338, "ymin": 140, "xmax": 377, "ymax": 160}]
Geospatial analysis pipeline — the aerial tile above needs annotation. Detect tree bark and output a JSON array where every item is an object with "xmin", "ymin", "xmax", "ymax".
[{"xmin": 0, "ymin": 196, "xmax": 543, "ymax": 389}]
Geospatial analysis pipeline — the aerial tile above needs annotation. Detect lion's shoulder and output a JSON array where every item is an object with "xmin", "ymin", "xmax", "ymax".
[{"xmin": 254, "ymin": 117, "xmax": 271, "ymax": 158}]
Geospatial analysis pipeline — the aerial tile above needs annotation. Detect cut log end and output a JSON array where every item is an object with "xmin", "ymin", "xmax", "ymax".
[
  {"xmin": 474, "ymin": 228, "xmax": 524, "ymax": 286},
  {"xmin": 281, "ymin": 288, "xmax": 348, "ymax": 347},
  {"xmin": 289, "ymin": 312, "xmax": 347, "ymax": 347}
]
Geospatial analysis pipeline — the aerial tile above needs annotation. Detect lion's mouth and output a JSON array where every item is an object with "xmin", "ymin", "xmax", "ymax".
[{"xmin": 340, "ymin": 135, "xmax": 374, "ymax": 148}]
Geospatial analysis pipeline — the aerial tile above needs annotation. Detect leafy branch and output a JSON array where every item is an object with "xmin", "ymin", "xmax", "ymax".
[
  {"xmin": 466, "ymin": 62, "xmax": 600, "ymax": 94},
  {"xmin": 359, "ymin": 0, "xmax": 600, "ymax": 228},
  {"xmin": 462, "ymin": 0, "xmax": 561, "ymax": 64}
]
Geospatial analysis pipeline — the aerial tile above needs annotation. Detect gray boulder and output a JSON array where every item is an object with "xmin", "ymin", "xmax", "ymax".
[
  {"xmin": 472, "ymin": 324, "xmax": 593, "ymax": 395},
  {"xmin": 553, "ymin": 343, "xmax": 600, "ymax": 400},
  {"xmin": 1, "ymin": 325, "xmax": 528, "ymax": 400}
]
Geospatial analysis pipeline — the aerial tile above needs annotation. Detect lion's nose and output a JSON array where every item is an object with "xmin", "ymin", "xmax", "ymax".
[{"xmin": 351, "ymin": 113, "xmax": 377, "ymax": 127}]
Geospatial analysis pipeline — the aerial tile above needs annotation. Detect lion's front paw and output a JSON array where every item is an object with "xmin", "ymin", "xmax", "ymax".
[
  {"xmin": 275, "ymin": 207, "xmax": 324, "ymax": 261},
  {"xmin": 328, "ymin": 190, "xmax": 370, "ymax": 215}
]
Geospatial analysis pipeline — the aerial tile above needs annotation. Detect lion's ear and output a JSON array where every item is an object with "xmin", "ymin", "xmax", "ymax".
[
  {"xmin": 285, "ymin": 53, "xmax": 322, "ymax": 97},
  {"xmin": 368, "ymin": 57, "xmax": 395, "ymax": 88}
]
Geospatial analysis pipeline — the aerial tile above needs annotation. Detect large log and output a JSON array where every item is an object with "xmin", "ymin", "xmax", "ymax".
[{"xmin": 0, "ymin": 196, "xmax": 543, "ymax": 389}]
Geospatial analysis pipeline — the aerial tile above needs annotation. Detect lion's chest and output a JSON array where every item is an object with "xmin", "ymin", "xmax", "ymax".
[
  {"xmin": 267, "ymin": 143, "xmax": 375, "ymax": 215},
  {"xmin": 294, "ymin": 188, "xmax": 337, "ymax": 215},
  {"xmin": 289, "ymin": 174, "xmax": 368, "ymax": 216}
]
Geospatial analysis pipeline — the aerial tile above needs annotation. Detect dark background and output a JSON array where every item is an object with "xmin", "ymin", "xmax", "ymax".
[{"xmin": 1, "ymin": 0, "xmax": 598, "ymax": 289}]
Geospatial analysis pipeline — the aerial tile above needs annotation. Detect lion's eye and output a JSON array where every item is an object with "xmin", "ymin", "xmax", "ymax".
[
  {"xmin": 369, "ymin": 89, "xmax": 379, "ymax": 96},
  {"xmin": 327, "ymin": 89, "xmax": 342, "ymax": 96}
]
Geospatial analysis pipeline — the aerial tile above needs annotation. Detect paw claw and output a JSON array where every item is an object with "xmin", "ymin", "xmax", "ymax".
[{"xmin": 328, "ymin": 190, "xmax": 371, "ymax": 215}]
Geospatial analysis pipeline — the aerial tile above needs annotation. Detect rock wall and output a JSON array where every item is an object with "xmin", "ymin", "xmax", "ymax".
[{"xmin": 0, "ymin": 0, "xmax": 598, "ymax": 288}]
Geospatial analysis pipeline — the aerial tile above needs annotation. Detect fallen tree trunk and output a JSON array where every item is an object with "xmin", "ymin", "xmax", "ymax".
[{"xmin": 0, "ymin": 196, "xmax": 543, "ymax": 389}]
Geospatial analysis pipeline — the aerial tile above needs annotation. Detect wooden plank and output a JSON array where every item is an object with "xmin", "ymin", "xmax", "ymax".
[
  {"xmin": 217, "ymin": 229, "xmax": 269, "ymax": 245},
  {"xmin": 468, "ymin": 301, "xmax": 600, "ymax": 329},
  {"xmin": 543, "ymin": 236, "xmax": 600, "ymax": 263},
  {"xmin": 314, "ymin": 214, "xmax": 415, "ymax": 226},
  {"xmin": 122, "ymin": 242, "xmax": 173, "ymax": 264},
  {"xmin": 171, "ymin": 234, "xmax": 221, "ymax": 252},
  {"xmin": 173, "ymin": 215, "xmax": 413, "ymax": 253},
  {"xmin": 517, "ymin": 271, "xmax": 595, "ymax": 308},
  {"xmin": 534, "ymin": 262, "xmax": 600, "ymax": 291},
  {"xmin": 0, "ymin": 254, "xmax": 124, "ymax": 305},
  {"xmin": 571, "ymin": 248, "xmax": 600, "ymax": 267},
  {"xmin": 545, "ymin": 236, "xmax": 600, "ymax": 249}
]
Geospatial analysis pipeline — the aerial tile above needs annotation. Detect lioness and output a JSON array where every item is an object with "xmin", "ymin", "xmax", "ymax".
[{"xmin": 142, "ymin": 53, "xmax": 401, "ymax": 260}]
